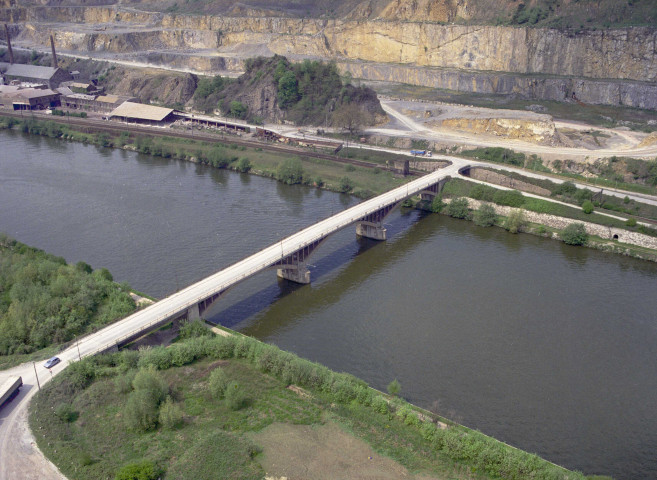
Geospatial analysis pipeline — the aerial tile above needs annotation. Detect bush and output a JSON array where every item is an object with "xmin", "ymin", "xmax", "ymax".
[
  {"xmin": 236, "ymin": 158, "xmax": 251, "ymax": 173},
  {"xmin": 225, "ymin": 381, "xmax": 248, "ymax": 410},
  {"xmin": 469, "ymin": 184, "xmax": 497, "ymax": 202},
  {"xmin": 277, "ymin": 158, "xmax": 304, "ymax": 184},
  {"xmin": 447, "ymin": 197, "xmax": 470, "ymax": 219},
  {"xmin": 430, "ymin": 195, "xmax": 444, "ymax": 213},
  {"xmin": 338, "ymin": 176, "xmax": 354, "ymax": 193},
  {"xmin": 503, "ymin": 209, "xmax": 526, "ymax": 234},
  {"xmin": 626, "ymin": 217, "xmax": 637, "ymax": 227},
  {"xmin": 54, "ymin": 403, "xmax": 77, "ymax": 422},
  {"xmin": 473, "ymin": 203, "xmax": 497, "ymax": 227},
  {"xmin": 492, "ymin": 189, "xmax": 524, "ymax": 207},
  {"xmin": 208, "ymin": 367, "xmax": 228, "ymax": 399},
  {"xmin": 114, "ymin": 460, "xmax": 161, "ymax": 480},
  {"xmin": 158, "ymin": 396, "xmax": 183, "ymax": 430},
  {"xmin": 124, "ymin": 388, "xmax": 161, "ymax": 431},
  {"xmin": 178, "ymin": 319, "xmax": 212, "ymax": 340},
  {"xmin": 581, "ymin": 200, "xmax": 594, "ymax": 214},
  {"xmin": 560, "ymin": 223, "xmax": 588, "ymax": 246}
]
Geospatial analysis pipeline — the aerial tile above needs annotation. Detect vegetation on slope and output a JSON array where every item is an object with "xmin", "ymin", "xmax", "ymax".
[
  {"xmin": 30, "ymin": 330, "xmax": 591, "ymax": 480},
  {"xmin": 0, "ymin": 235, "xmax": 135, "ymax": 357},
  {"xmin": 193, "ymin": 56, "xmax": 384, "ymax": 128}
]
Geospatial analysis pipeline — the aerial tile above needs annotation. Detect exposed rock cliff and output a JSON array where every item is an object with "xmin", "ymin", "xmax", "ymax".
[{"xmin": 1, "ymin": 3, "xmax": 656, "ymax": 110}]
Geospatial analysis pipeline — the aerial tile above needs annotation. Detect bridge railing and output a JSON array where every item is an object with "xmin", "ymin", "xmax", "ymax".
[{"xmin": 79, "ymin": 168, "xmax": 457, "ymax": 359}]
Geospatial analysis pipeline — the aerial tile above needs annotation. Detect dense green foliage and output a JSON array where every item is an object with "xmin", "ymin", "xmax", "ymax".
[
  {"xmin": 560, "ymin": 223, "xmax": 589, "ymax": 246},
  {"xmin": 473, "ymin": 203, "xmax": 498, "ymax": 227},
  {"xmin": 447, "ymin": 197, "xmax": 470, "ymax": 219},
  {"xmin": 114, "ymin": 461, "xmax": 161, "ymax": 480},
  {"xmin": 461, "ymin": 147, "xmax": 526, "ymax": 167},
  {"xmin": 0, "ymin": 236, "xmax": 135, "ymax": 356},
  {"xmin": 192, "ymin": 55, "xmax": 382, "ymax": 126},
  {"xmin": 30, "ymin": 333, "xmax": 589, "ymax": 480},
  {"xmin": 276, "ymin": 157, "xmax": 304, "ymax": 184}
]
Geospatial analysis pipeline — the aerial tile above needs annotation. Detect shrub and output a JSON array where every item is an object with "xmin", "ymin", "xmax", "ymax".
[
  {"xmin": 447, "ymin": 197, "xmax": 470, "ymax": 219},
  {"xmin": 158, "ymin": 396, "xmax": 183, "ymax": 430},
  {"xmin": 492, "ymin": 189, "xmax": 524, "ymax": 207},
  {"xmin": 387, "ymin": 379, "xmax": 401, "ymax": 396},
  {"xmin": 132, "ymin": 366, "xmax": 168, "ymax": 403},
  {"xmin": 430, "ymin": 195, "xmax": 444, "ymax": 213},
  {"xmin": 371, "ymin": 395, "xmax": 389, "ymax": 414},
  {"xmin": 338, "ymin": 176, "xmax": 354, "ymax": 193},
  {"xmin": 178, "ymin": 319, "xmax": 211, "ymax": 340},
  {"xmin": 473, "ymin": 203, "xmax": 497, "ymax": 227},
  {"xmin": 561, "ymin": 223, "xmax": 588, "ymax": 246},
  {"xmin": 115, "ymin": 371, "xmax": 136, "ymax": 394},
  {"xmin": 470, "ymin": 184, "xmax": 496, "ymax": 202},
  {"xmin": 236, "ymin": 158, "xmax": 252, "ymax": 173},
  {"xmin": 277, "ymin": 158, "xmax": 303, "ymax": 184},
  {"xmin": 504, "ymin": 209, "xmax": 526, "ymax": 234},
  {"xmin": 124, "ymin": 388, "xmax": 161, "ymax": 431},
  {"xmin": 225, "ymin": 381, "xmax": 248, "ymax": 410},
  {"xmin": 581, "ymin": 200, "xmax": 594, "ymax": 214},
  {"xmin": 114, "ymin": 460, "xmax": 161, "ymax": 480},
  {"xmin": 138, "ymin": 346, "xmax": 172, "ymax": 370},
  {"xmin": 208, "ymin": 367, "xmax": 228, "ymax": 399},
  {"xmin": 54, "ymin": 403, "xmax": 77, "ymax": 422},
  {"xmin": 626, "ymin": 217, "xmax": 637, "ymax": 227}
]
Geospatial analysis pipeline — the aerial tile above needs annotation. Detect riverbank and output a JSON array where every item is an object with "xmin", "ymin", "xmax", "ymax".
[
  {"xmin": 3, "ymin": 113, "xmax": 657, "ymax": 264},
  {"xmin": 28, "ymin": 329, "xmax": 598, "ymax": 480}
]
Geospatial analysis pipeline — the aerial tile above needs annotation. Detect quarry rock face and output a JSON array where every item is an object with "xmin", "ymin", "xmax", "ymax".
[{"xmin": 1, "ymin": 4, "xmax": 656, "ymax": 109}]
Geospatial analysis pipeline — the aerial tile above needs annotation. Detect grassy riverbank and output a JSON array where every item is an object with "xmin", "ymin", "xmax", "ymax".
[
  {"xmin": 0, "ymin": 114, "xmax": 407, "ymax": 199},
  {"xmin": 29, "ymin": 330, "xmax": 597, "ymax": 480},
  {"xmin": 425, "ymin": 178, "xmax": 657, "ymax": 262}
]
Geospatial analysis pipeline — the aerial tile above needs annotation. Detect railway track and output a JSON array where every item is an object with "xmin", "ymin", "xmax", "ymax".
[{"xmin": 0, "ymin": 111, "xmax": 389, "ymax": 171}]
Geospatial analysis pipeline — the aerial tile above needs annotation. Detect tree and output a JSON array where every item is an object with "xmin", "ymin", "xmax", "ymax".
[
  {"xmin": 387, "ymin": 379, "xmax": 401, "ymax": 396},
  {"xmin": 473, "ymin": 203, "xmax": 497, "ymax": 227},
  {"xmin": 581, "ymin": 200, "xmax": 594, "ymax": 214},
  {"xmin": 277, "ymin": 70, "xmax": 300, "ymax": 108},
  {"xmin": 277, "ymin": 158, "xmax": 304, "ymax": 185},
  {"xmin": 447, "ymin": 197, "xmax": 470, "ymax": 219},
  {"xmin": 332, "ymin": 103, "xmax": 368, "ymax": 134},
  {"xmin": 229, "ymin": 100, "xmax": 248, "ymax": 119},
  {"xmin": 561, "ymin": 223, "xmax": 588, "ymax": 246}
]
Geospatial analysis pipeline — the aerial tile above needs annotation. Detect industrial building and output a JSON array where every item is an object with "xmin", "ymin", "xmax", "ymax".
[
  {"xmin": 62, "ymin": 93, "xmax": 137, "ymax": 114},
  {"xmin": 0, "ymin": 64, "xmax": 72, "ymax": 89},
  {"xmin": 109, "ymin": 101, "xmax": 176, "ymax": 125},
  {"xmin": 0, "ymin": 85, "xmax": 61, "ymax": 110}
]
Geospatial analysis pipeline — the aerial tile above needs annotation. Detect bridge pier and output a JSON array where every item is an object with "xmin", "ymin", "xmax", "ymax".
[
  {"xmin": 277, "ymin": 263, "xmax": 311, "ymax": 284},
  {"xmin": 419, "ymin": 177, "xmax": 450, "ymax": 201},
  {"xmin": 356, "ymin": 221, "xmax": 387, "ymax": 240}
]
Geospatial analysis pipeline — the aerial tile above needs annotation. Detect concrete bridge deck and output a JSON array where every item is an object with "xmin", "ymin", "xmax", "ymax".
[{"xmin": 70, "ymin": 163, "xmax": 459, "ymax": 356}]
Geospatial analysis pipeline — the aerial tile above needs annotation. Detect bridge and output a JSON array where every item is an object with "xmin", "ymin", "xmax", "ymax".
[{"xmin": 60, "ymin": 163, "xmax": 458, "ymax": 354}]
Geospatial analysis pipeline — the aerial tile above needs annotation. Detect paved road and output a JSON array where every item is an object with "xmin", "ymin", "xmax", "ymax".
[{"xmin": 375, "ymin": 101, "xmax": 657, "ymax": 159}]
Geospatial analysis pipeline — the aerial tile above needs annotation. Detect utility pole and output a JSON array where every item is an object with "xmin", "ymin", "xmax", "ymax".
[
  {"xmin": 32, "ymin": 362, "xmax": 40, "ymax": 391},
  {"xmin": 77, "ymin": 338, "xmax": 82, "ymax": 361}
]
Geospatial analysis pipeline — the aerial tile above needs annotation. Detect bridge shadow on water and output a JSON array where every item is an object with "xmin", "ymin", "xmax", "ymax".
[{"xmin": 207, "ymin": 208, "xmax": 435, "ymax": 332}]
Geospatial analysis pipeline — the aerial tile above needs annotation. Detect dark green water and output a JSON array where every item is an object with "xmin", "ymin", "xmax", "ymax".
[{"xmin": 1, "ymin": 129, "xmax": 656, "ymax": 479}]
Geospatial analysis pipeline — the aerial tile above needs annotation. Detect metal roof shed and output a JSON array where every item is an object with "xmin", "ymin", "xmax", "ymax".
[{"xmin": 109, "ymin": 102, "xmax": 175, "ymax": 125}]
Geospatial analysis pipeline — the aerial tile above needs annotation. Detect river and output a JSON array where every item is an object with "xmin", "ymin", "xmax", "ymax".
[{"xmin": 1, "ymin": 129, "xmax": 656, "ymax": 479}]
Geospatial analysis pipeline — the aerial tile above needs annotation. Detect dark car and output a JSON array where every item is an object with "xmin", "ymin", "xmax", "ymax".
[{"xmin": 43, "ymin": 356, "xmax": 60, "ymax": 369}]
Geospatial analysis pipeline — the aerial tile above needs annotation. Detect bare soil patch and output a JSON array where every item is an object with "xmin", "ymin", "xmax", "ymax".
[{"xmin": 249, "ymin": 421, "xmax": 442, "ymax": 480}]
